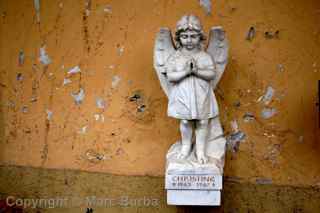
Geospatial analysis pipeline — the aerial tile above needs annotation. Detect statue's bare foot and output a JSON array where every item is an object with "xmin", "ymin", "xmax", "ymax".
[
  {"xmin": 177, "ymin": 144, "xmax": 191, "ymax": 159},
  {"xmin": 196, "ymin": 152, "xmax": 208, "ymax": 164}
]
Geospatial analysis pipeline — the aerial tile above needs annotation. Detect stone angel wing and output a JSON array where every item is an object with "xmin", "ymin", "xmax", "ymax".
[
  {"xmin": 153, "ymin": 28, "xmax": 176, "ymax": 97},
  {"xmin": 206, "ymin": 26, "xmax": 229, "ymax": 89}
]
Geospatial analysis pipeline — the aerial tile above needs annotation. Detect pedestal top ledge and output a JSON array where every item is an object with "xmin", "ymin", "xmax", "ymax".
[{"xmin": 166, "ymin": 137, "xmax": 226, "ymax": 175}]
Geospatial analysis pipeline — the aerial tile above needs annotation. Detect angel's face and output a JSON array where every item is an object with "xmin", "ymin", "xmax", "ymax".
[{"xmin": 179, "ymin": 30, "xmax": 201, "ymax": 50}]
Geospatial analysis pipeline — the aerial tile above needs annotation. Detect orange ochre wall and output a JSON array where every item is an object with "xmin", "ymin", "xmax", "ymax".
[{"xmin": 1, "ymin": 0, "xmax": 320, "ymax": 186}]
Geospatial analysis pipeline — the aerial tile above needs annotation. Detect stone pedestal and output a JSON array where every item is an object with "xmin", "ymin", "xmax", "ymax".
[{"xmin": 165, "ymin": 137, "xmax": 226, "ymax": 206}]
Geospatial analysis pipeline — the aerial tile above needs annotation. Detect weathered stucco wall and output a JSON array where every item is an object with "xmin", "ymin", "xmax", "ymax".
[
  {"xmin": 1, "ymin": 0, "xmax": 320, "ymax": 188},
  {"xmin": 1, "ymin": 165, "xmax": 320, "ymax": 212}
]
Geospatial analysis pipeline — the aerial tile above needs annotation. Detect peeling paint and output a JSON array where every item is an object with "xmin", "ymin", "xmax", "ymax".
[
  {"xmin": 117, "ymin": 45, "xmax": 125, "ymax": 56},
  {"xmin": 94, "ymin": 114, "xmax": 99, "ymax": 120},
  {"xmin": 21, "ymin": 106, "xmax": 28, "ymax": 113},
  {"xmin": 71, "ymin": 88, "xmax": 85, "ymax": 105},
  {"xmin": 277, "ymin": 64, "xmax": 284, "ymax": 72},
  {"xmin": 262, "ymin": 86, "xmax": 275, "ymax": 105},
  {"xmin": 67, "ymin": 65, "xmax": 81, "ymax": 75},
  {"xmin": 96, "ymin": 97, "xmax": 106, "ymax": 109},
  {"xmin": 233, "ymin": 100, "xmax": 241, "ymax": 107},
  {"xmin": 34, "ymin": 0, "xmax": 40, "ymax": 23},
  {"xmin": 227, "ymin": 131, "xmax": 246, "ymax": 152},
  {"xmin": 39, "ymin": 46, "xmax": 51, "ymax": 66},
  {"xmin": 129, "ymin": 93, "xmax": 141, "ymax": 102},
  {"xmin": 199, "ymin": 0, "xmax": 212, "ymax": 15},
  {"xmin": 137, "ymin": 104, "xmax": 146, "ymax": 112},
  {"xmin": 85, "ymin": 9, "xmax": 90, "ymax": 17},
  {"xmin": 30, "ymin": 96, "xmax": 37, "ymax": 103},
  {"xmin": 18, "ymin": 50, "xmax": 24, "ymax": 66},
  {"xmin": 103, "ymin": 5, "xmax": 112, "ymax": 14},
  {"xmin": 79, "ymin": 125, "xmax": 88, "ymax": 134},
  {"xmin": 85, "ymin": 149, "xmax": 107, "ymax": 163},
  {"xmin": 230, "ymin": 120, "xmax": 239, "ymax": 133},
  {"xmin": 16, "ymin": 73, "xmax": 23, "ymax": 81},
  {"xmin": 243, "ymin": 112, "xmax": 255, "ymax": 122},
  {"xmin": 46, "ymin": 109, "xmax": 53, "ymax": 120},
  {"xmin": 227, "ymin": 119, "xmax": 246, "ymax": 152},
  {"xmin": 84, "ymin": 0, "xmax": 91, "ymax": 17},
  {"xmin": 246, "ymin": 26, "xmax": 255, "ymax": 41},
  {"xmin": 261, "ymin": 107, "xmax": 277, "ymax": 119},
  {"xmin": 116, "ymin": 148, "xmax": 125, "ymax": 155},
  {"xmin": 264, "ymin": 30, "xmax": 279, "ymax": 39},
  {"xmin": 63, "ymin": 78, "xmax": 72, "ymax": 85},
  {"xmin": 111, "ymin": 75, "xmax": 121, "ymax": 88},
  {"xmin": 6, "ymin": 100, "xmax": 15, "ymax": 108}
]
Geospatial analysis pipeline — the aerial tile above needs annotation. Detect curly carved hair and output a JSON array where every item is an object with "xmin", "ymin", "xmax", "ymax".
[{"xmin": 174, "ymin": 15, "xmax": 206, "ymax": 49}]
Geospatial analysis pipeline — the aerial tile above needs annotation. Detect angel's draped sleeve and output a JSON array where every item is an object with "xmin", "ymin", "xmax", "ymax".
[{"xmin": 196, "ymin": 52, "xmax": 216, "ymax": 78}]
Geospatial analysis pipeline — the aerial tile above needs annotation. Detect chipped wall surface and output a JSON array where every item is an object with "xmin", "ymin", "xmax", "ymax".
[{"xmin": 0, "ymin": 0, "xmax": 320, "ymax": 186}]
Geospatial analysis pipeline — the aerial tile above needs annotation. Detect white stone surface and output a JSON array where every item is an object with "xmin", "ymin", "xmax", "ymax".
[
  {"xmin": 154, "ymin": 15, "xmax": 228, "ymax": 165},
  {"xmin": 165, "ymin": 136, "xmax": 225, "ymax": 205},
  {"xmin": 166, "ymin": 136, "xmax": 226, "ymax": 175},
  {"xmin": 166, "ymin": 174, "xmax": 222, "ymax": 190},
  {"xmin": 167, "ymin": 189, "xmax": 221, "ymax": 206},
  {"xmin": 154, "ymin": 14, "xmax": 229, "ymax": 206}
]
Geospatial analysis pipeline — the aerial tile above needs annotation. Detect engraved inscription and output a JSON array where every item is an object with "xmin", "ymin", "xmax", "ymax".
[{"xmin": 166, "ymin": 175, "xmax": 222, "ymax": 190}]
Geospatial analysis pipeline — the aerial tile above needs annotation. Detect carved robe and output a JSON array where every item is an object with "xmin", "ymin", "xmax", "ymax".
[{"xmin": 166, "ymin": 50, "xmax": 219, "ymax": 120}]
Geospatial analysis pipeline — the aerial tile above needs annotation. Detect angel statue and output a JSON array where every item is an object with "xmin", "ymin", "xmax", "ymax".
[{"xmin": 154, "ymin": 15, "xmax": 228, "ymax": 165}]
